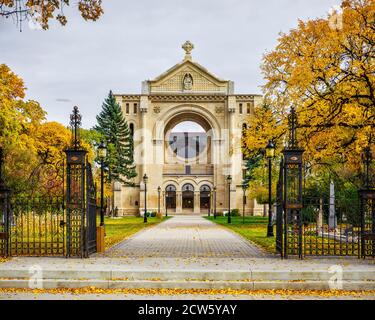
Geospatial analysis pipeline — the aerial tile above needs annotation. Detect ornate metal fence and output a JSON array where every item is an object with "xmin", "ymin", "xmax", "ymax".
[
  {"xmin": 275, "ymin": 107, "xmax": 372, "ymax": 259},
  {"xmin": 286, "ymin": 197, "xmax": 360, "ymax": 257},
  {"xmin": 9, "ymin": 196, "xmax": 66, "ymax": 256},
  {"xmin": 360, "ymin": 189, "xmax": 375, "ymax": 258},
  {"xmin": 86, "ymin": 163, "xmax": 97, "ymax": 256},
  {"xmin": 0, "ymin": 106, "xmax": 98, "ymax": 258}
]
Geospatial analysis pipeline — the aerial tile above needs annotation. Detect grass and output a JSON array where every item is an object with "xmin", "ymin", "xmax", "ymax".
[
  {"xmin": 103, "ymin": 216, "xmax": 169, "ymax": 250},
  {"xmin": 205, "ymin": 216, "xmax": 276, "ymax": 253}
]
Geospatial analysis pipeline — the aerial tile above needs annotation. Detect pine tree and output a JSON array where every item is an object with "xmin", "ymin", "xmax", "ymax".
[{"xmin": 94, "ymin": 90, "xmax": 137, "ymax": 184}]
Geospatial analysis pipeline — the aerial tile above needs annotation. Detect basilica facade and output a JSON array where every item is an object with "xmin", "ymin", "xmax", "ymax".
[{"xmin": 114, "ymin": 42, "xmax": 263, "ymax": 216}]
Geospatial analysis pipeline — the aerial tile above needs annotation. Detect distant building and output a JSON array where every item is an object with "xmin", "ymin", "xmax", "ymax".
[{"xmin": 114, "ymin": 42, "xmax": 263, "ymax": 215}]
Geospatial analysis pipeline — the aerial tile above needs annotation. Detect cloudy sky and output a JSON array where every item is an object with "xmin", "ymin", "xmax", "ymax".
[{"xmin": 1, "ymin": 0, "xmax": 341, "ymax": 129}]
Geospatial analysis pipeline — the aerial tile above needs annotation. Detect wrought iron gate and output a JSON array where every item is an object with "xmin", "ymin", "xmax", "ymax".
[
  {"xmin": 360, "ymin": 189, "xmax": 375, "ymax": 258},
  {"xmin": 86, "ymin": 164, "xmax": 97, "ymax": 256},
  {"xmin": 275, "ymin": 107, "xmax": 373, "ymax": 259},
  {"xmin": 0, "ymin": 106, "xmax": 98, "ymax": 258}
]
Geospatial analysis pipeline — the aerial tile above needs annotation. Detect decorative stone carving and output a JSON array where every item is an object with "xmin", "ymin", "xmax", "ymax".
[
  {"xmin": 215, "ymin": 106, "xmax": 224, "ymax": 114},
  {"xmin": 183, "ymin": 73, "xmax": 193, "ymax": 91},
  {"xmin": 150, "ymin": 95, "xmax": 227, "ymax": 103},
  {"xmin": 154, "ymin": 106, "xmax": 161, "ymax": 114}
]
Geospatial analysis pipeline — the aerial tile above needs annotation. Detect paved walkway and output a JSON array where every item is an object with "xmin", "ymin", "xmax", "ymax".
[{"xmin": 103, "ymin": 216, "xmax": 267, "ymax": 258}]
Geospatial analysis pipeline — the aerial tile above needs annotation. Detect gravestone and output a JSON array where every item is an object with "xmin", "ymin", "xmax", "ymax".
[{"xmin": 329, "ymin": 181, "xmax": 337, "ymax": 230}]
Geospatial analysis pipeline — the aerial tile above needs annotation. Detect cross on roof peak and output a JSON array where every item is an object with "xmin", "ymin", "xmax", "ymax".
[{"xmin": 182, "ymin": 41, "xmax": 194, "ymax": 60}]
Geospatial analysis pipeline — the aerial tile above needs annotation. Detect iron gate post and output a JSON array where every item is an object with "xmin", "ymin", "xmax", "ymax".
[
  {"xmin": 276, "ymin": 159, "xmax": 284, "ymax": 257},
  {"xmin": 0, "ymin": 147, "xmax": 11, "ymax": 257},
  {"xmin": 282, "ymin": 107, "xmax": 305, "ymax": 260}
]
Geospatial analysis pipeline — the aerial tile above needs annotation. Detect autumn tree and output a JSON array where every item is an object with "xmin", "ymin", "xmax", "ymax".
[
  {"xmin": 0, "ymin": 64, "xmax": 91, "ymax": 195},
  {"xmin": 0, "ymin": 0, "xmax": 103, "ymax": 30},
  {"xmin": 244, "ymin": 0, "xmax": 375, "ymax": 199}
]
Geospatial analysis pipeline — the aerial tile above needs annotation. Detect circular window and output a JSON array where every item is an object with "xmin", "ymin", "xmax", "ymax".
[{"xmin": 168, "ymin": 122, "xmax": 207, "ymax": 160}]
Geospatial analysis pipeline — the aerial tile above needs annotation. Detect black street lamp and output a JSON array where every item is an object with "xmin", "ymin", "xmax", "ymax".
[
  {"xmin": 157, "ymin": 186, "xmax": 161, "ymax": 216},
  {"xmin": 227, "ymin": 175, "xmax": 232, "ymax": 224},
  {"xmin": 208, "ymin": 190, "xmax": 211, "ymax": 217},
  {"xmin": 266, "ymin": 139, "xmax": 275, "ymax": 237},
  {"xmin": 165, "ymin": 190, "xmax": 168, "ymax": 218},
  {"xmin": 242, "ymin": 183, "xmax": 247, "ymax": 224},
  {"xmin": 98, "ymin": 140, "xmax": 107, "ymax": 227},
  {"xmin": 143, "ymin": 174, "xmax": 148, "ymax": 223},
  {"xmin": 213, "ymin": 186, "xmax": 217, "ymax": 219}
]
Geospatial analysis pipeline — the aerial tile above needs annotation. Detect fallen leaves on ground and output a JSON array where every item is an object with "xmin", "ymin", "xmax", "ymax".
[{"xmin": 0, "ymin": 287, "xmax": 374, "ymax": 297}]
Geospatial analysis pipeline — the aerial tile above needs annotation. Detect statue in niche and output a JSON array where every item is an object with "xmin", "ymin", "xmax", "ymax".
[{"xmin": 183, "ymin": 73, "xmax": 193, "ymax": 91}]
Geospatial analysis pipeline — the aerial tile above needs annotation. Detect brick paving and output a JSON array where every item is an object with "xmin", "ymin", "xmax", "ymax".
[{"xmin": 104, "ymin": 216, "xmax": 267, "ymax": 258}]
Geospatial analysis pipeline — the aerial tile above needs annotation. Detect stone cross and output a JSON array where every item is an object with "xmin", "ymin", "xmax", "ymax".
[{"xmin": 182, "ymin": 41, "xmax": 194, "ymax": 60}]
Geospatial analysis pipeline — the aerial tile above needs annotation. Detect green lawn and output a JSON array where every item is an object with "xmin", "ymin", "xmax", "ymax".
[
  {"xmin": 103, "ymin": 216, "xmax": 168, "ymax": 250},
  {"xmin": 205, "ymin": 216, "xmax": 276, "ymax": 253}
]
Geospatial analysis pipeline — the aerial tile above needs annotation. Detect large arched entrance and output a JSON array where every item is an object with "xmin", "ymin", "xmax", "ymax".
[
  {"xmin": 158, "ymin": 108, "xmax": 219, "ymax": 215},
  {"xmin": 182, "ymin": 183, "xmax": 194, "ymax": 213}
]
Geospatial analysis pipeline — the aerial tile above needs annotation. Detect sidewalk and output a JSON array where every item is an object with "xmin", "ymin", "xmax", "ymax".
[{"xmin": 102, "ymin": 215, "xmax": 268, "ymax": 258}]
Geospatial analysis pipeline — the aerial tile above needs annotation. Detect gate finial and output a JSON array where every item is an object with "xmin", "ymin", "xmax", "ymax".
[
  {"xmin": 288, "ymin": 106, "xmax": 298, "ymax": 149},
  {"xmin": 70, "ymin": 106, "xmax": 82, "ymax": 150}
]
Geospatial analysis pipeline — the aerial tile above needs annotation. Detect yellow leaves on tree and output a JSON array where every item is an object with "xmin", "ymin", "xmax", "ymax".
[
  {"xmin": 0, "ymin": 0, "xmax": 104, "ymax": 30},
  {"xmin": 244, "ymin": 0, "xmax": 375, "ymax": 185},
  {"xmin": 0, "ymin": 64, "xmax": 73, "ymax": 194}
]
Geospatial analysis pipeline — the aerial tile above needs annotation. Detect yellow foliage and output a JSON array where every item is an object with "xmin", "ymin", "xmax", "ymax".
[{"xmin": 245, "ymin": 0, "xmax": 375, "ymax": 184}]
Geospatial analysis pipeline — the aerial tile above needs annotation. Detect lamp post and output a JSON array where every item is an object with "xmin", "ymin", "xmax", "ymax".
[
  {"xmin": 213, "ymin": 186, "xmax": 217, "ymax": 220},
  {"xmin": 165, "ymin": 189, "xmax": 169, "ymax": 217},
  {"xmin": 208, "ymin": 190, "xmax": 211, "ymax": 217},
  {"xmin": 98, "ymin": 140, "xmax": 107, "ymax": 227},
  {"xmin": 242, "ymin": 183, "xmax": 247, "ymax": 225},
  {"xmin": 143, "ymin": 174, "xmax": 148, "ymax": 223},
  {"xmin": 266, "ymin": 139, "xmax": 275, "ymax": 237},
  {"xmin": 227, "ymin": 175, "xmax": 232, "ymax": 224},
  {"xmin": 157, "ymin": 186, "xmax": 161, "ymax": 216}
]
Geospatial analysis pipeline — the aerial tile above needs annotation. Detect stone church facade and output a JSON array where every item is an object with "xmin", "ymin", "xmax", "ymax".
[{"xmin": 114, "ymin": 41, "xmax": 263, "ymax": 216}]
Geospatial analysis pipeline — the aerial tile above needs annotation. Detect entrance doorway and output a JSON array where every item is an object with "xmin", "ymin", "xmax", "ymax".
[
  {"xmin": 182, "ymin": 184, "xmax": 194, "ymax": 211},
  {"xmin": 200, "ymin": 185, "xmax": 211, "ymax": 214},
  {"xmin": 165, "ymin": 185, "xmax": 176, "ymax": 212}
]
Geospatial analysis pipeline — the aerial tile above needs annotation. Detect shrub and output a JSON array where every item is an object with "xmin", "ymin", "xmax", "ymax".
[{"xmin": 231, "ymin": 209, "xmax": 240, "ymax": 217}]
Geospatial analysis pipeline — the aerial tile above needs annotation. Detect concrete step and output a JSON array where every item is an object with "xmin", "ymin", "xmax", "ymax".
[
  {"xmin": 0, "ymin": 278, "xmax": 374, "ymax": 291},
  {"xmin": 0, "ymin": 268, "xmax": 375, "ymax": 291},
  {"xmin": 1, "ymin": 269, "xmax": 375, "ymax": 282}
]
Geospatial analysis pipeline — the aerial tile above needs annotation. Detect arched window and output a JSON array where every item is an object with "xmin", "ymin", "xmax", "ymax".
[
  {"xmin": 200, "ymin": 185, "xmax": 211, "ymax": 193},
  {"xmin": 182, "ymin": 184, "xmax": 194, "ymax": 192},
  {"xmin": 130, "ymin": 123, "xmax": 134, "ymax": 138}
]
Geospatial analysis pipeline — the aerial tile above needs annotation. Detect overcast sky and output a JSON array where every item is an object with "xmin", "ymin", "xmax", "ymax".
[{"xmin": 0, "ymin": 0, "xmax": 341, "ymax": 129}]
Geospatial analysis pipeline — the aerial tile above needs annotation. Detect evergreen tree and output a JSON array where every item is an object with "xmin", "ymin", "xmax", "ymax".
[
  {"xmin": 94, "ymin": 90, "xmax": 137, "ymax": 184},
  {"xmin": 243, "ymin": 153, "xmax": 263, "ymax": 188}
]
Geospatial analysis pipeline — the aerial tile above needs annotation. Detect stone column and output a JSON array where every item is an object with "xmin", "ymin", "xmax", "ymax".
[
  {"xmin": 176, "ymin": 191, "xmax": 182, "ymax": 214},
  {"xmin": 194, "ymin": 191, "xmax": 200, "ymax": 214}
]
